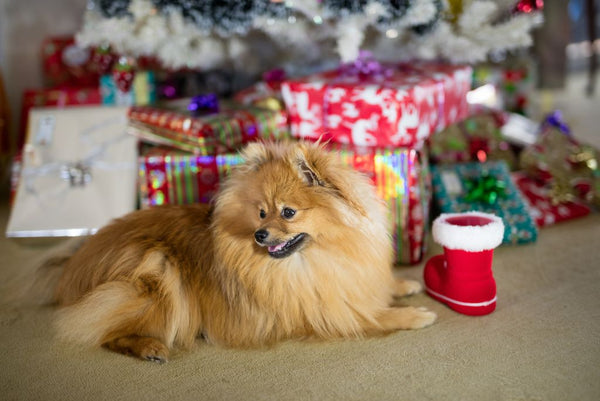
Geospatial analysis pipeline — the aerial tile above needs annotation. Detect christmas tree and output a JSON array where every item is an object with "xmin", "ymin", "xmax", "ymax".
[{"xmin": 76, "ymin": 0, "xmax": 543, "ymax": 73}]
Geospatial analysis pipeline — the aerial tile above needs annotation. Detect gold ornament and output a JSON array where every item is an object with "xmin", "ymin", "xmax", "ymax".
[
  {"xmin": 254, "ymin": 96, "xmax": 285, "ymax": 111},
  {"xmin": 446, "ymin": 0, "xmax": 464, "ymax": 23}
]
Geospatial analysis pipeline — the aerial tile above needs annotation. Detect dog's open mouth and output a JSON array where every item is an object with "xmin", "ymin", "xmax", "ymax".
[{"xmin": 267, "ymin": 233, "xmax": 307, "ymax": 259}]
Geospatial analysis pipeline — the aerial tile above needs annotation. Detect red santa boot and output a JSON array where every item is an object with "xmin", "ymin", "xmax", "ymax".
[{"xmin": 424, "ymin": 212, "xmax": 504, "ymax": 316}]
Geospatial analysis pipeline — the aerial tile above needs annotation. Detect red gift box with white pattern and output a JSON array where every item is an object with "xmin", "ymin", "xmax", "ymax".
[
  {"xmin": 41, "ymin": 36, "xmax": 102, "ymax": 88},
  {"xmin": 512, "ymin": 171, "xmax": 591, "ymax": 227},
  {"xmin": 281, "ymin": 62, "xmax": 472, "ymax": 148}
]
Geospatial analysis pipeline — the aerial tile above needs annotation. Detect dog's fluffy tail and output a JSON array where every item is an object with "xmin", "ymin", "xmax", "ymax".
[{"xmin": 1, "ymin": 238, "xmax": 84, "ymax": 306}]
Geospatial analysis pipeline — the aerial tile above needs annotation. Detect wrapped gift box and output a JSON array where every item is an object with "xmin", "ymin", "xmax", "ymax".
[
  {"xmin": 139, "ymin": 146, "xmax": 243, "ymax": 207},
  {"xmin": 519, "ymin": 119, "xmax": 600, "ymax": 209},
  {"xmin": 281, "ymin": 61, "xmax": 472, "ymax": 148},
  {"xmin": 233, "ymin": 72, "xmax": 289, "ymax": 129},
  {"xmin": 100, "ymin": 71, "xmax": 156, "ymax": 106},
  {"xmin": 18, "ymin": 87, "xmax": 102, "ymax": 151},
  {"xmin": 333, "ymin": 145, "xmax": 431, "ymax": 265},
  {"xmin": 512, "ymin": 171, "xmax": 591, "ymax": 227},
  {"xmin": 471, "ymin": 60, "xmax": 535, "ymax": 116},
  {"xmin": 428, "ymin": 111, "xmax": 518, "ymax": 169},
  {"xmin": 41, "ymin": 36, "xmax": 101, "ymax": 88},
  {"xmin": 6, "ymin": 106, "xmax": 138, "ymax": 238},
  {"xmin": 234, "ymin": 68, "xmax": 286, "ymax": 109},
  {"xmin": 140, "ymin": 144, "xmax": 431, "ymax": 265},
  {"xmin": 128, "ymin": 100, "xmax": 290, "ymax": 155},
  {"xmin": 431, "ymin": 161, "xmax": 537, "ymax": 245}
]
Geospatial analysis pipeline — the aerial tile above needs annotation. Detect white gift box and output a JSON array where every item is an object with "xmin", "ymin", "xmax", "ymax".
[{"xmin": 6, "ymin": 106, "xmax": 138, "ymax": 238}]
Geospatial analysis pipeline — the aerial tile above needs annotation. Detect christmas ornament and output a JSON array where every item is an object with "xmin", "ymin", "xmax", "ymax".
[
  {"xmin": 91, "ymin": 44, "xmax": 116, "ymax": 75},
  {"xmin": 111, "ymin": 57, "xmax": 136, "ymax": 93},
  {"xmin": 446, "ymin": 0, "xmax": 463, "ymax": 22},
  {"xmin": 262, "ymin": 68, "xmax": 286, "ymax": 86},
  {"xmin": 187, "ymin": 93, "xmax": 219, "ymax": 116},
  {"xmin": 424, "ymin": 212, "xmax": 504, "ymax": 316},
  {"xmin": 512, "ymin": 0, "xmax": 544, "ymax": 14},
  {"xmin": 543, "ymin": 110, "xmax": 571, "ymax": 136}
]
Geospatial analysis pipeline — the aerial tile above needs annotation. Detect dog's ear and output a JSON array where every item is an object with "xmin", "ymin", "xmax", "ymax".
[
  {"xmin": 295, "ymin": 144, "xmax": 325, "ymax": 187},
  {"xmin": 240, "ymin": 142, "xmax": 272, "ymax": 170},
  {"xmin": 295, "ymin": 143, "xmax": 367, "ymax": 216}
]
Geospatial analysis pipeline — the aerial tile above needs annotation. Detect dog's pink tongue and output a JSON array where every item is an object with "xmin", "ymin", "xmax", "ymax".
[{"xmin": 268, "ymin": 242, "xmax": 286, "ymax": 253}]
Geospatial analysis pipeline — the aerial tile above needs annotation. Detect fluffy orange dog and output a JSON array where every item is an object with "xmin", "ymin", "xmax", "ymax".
[{"xmin": 50, "ymin": 141, "xmax": 436, "ymax": 362}]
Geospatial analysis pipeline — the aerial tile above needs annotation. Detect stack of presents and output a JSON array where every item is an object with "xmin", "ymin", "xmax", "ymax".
[{"xmin": 6, "ymin": 37, "xmax": 600, "ymax": 266}]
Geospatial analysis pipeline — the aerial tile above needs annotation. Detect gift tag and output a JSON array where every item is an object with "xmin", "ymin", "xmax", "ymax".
[
  {"xmin": 35, "ymin": 115, "xmax": 55, "ymax": 146},
  {"xmin": 441, "ymin": 171, "xmax": 463, "ymax": 195},
  {"xmin": 501, "ymin": 113, "xmax": 539, "ymax": 146}
]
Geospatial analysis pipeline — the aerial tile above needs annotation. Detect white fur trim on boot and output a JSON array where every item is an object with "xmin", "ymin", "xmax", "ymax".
[{"xmin": 432, "ymin": 212, "xmax": 504, "ymax": 252}]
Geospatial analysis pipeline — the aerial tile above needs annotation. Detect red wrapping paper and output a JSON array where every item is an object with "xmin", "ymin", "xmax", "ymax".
[
  {"xmin": 281, "ymin": 62, "xmax": 472, "ymax": 148},
  {"xmin": 128, "ymin": 102, "xmax": 289, "ymax": 155},
  {"xmin": 139, "ymin": 147, "xmax": 243, "ymax": 207},
  {"xmin": 41, "ymin": 36, "xmax": 102, "ymax": 88}
]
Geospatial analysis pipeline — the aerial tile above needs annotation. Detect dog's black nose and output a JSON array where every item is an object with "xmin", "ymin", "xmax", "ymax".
[{"xmin": 254, "ymin": 229, "xmax": 269, "ymax": 243}]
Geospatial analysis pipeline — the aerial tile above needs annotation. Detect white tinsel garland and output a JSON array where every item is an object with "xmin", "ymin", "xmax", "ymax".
[
  {"xmin": 429, "ymin": 0, "xmax": 542, "ymax": 63},
  {"xmin": 369, "ymin": 0, "xmax": 542, "ymax": 64}
]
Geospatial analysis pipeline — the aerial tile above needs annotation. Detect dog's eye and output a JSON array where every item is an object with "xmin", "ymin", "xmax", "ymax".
[
  {"xmin": 259, "ymin": 209, "xmax": 266, "ymax": 219},
  {"xmin": 281, "ymin": 208, "xmax": 296, "ymax": 219}
]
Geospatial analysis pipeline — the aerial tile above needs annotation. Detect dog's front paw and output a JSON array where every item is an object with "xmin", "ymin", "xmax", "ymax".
[
  {"xmin": 104, "ymin": 335, "xmax": 169, "ymax": 364},
  {"xmin": 138, "ymin": 338, "xmax": 169, "ymax": 364},
  {"xmin": 393, "ymin": 279, "xmax": 423, "ymax": 297},
  {"xmin": 405, "ymin": 306, "xmax": 437, "ymax": 329},
  {"xmin": 374, "ymin": 306, "xmax": 437, "ymax": 331}
]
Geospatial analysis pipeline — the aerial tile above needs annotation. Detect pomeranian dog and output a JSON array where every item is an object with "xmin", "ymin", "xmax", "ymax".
[{"xmin": 48, "ymin": 141, "xmax": 436, "ymax": 363}]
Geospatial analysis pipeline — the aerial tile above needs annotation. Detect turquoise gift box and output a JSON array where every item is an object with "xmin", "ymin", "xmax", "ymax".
[
  {"xmin": 100, "ymin": 71, "xmax": 156, "ymax": 106},
  {"xmin": 431, "ymin": 161, "xmax": 537, "ymax": 245}
]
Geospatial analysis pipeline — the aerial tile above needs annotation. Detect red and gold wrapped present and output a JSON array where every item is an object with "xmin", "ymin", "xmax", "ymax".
[
  {"xmin": 281, "ymin": 58, "xmax": 472, "ymax": 148},
  {"xmin": 519, "ymin": 112, "xmax": 600, "ymax": 209},
  {"xmin": 234, "ymin": 68, "xmax": 287, "ymax": 109},
  {"xmin": 128, "ymin": 99, "xmax": 290, "ymax": 155},
  {"xmin": 18, "ymin": 87, "xmax": 102, "ymax": 151},
  {"xmin": 41, "ymin": 36, "xmax": 103, "ymax": 88},
  {"xmin": 234, "ymin": 69, "xmax": 289, "ymax": 130},
  {"xmin": 428, "ymin": 111, "xmax": 518, "ymax": 169},
  {"xmin": 512, "ymin": 171, "xmax": 591, "ymax": 227},
  {"xmin": 139, "ymin": 143, "xmax": 431, "ymax": 265}
]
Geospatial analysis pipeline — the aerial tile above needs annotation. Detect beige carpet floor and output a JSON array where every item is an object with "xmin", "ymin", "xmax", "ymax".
[{"xmin": 0, "ymin": 73, "xmax": 599, "ymax": 401}]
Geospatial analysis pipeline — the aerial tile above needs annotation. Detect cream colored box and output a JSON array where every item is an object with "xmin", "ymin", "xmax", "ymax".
[{"xmin": 6, "ymin": 106, "xmax": 138, "ymax": 238}]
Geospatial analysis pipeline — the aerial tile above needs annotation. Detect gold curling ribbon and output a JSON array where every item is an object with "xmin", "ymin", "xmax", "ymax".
[{"xmin": 548, "ymin": 173, "xmax": 576, "ymax": 206}]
